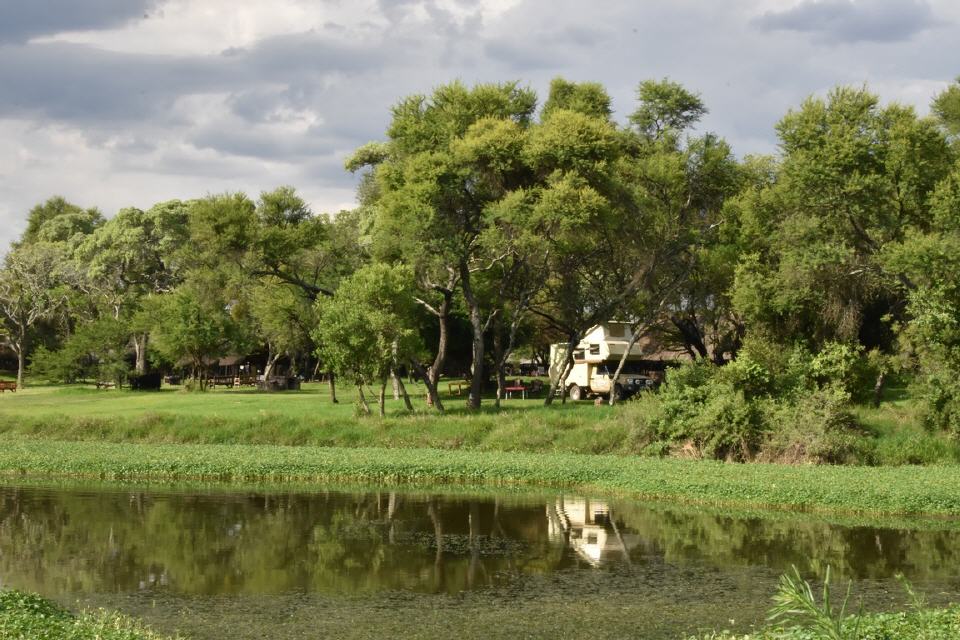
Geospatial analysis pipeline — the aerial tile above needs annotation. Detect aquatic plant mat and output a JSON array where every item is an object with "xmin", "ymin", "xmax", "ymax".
[{"xmin": 2, "ymin": 439, "xmax": 960, "ymax": 517}]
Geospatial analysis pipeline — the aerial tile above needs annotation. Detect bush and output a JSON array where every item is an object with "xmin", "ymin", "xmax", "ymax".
[
  {"xmin": 760, "ymin": 387, "xmax": 869, "ymax": 464},
  {"xmin": 641, "ymin": 362, "xmax": 768, "ymax": 461},
  {"xmin": 622, "ymin": 338, "xmax": 873, "ymax": 463}
]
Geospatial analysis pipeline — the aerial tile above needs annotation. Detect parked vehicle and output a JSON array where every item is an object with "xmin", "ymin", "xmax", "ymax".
[{"xmin": 548, "ymin": 322, "xmax": 670, "ymax": 400}]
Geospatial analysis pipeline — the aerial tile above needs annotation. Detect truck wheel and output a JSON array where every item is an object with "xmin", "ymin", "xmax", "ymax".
[
  {"xmin": 568, "ymin": 384, "xmax": 583, "ymax": 401},
  {"xmin": 613, "ymin": 383, "xmax": 624, "ymax": 401}
]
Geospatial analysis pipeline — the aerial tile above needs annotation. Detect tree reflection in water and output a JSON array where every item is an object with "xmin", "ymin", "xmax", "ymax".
[{"xmin": 1, "ymin": 484, "xmax": 959, "ymax": 600}]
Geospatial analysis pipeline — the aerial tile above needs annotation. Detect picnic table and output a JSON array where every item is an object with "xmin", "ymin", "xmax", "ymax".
[
  {"xmin": 0, "ymin": 381, "xmax": 16, "ymax": 393},
  {"xmin": 504, "ymin": 382, "xmax": 527, "ymax": 399}
]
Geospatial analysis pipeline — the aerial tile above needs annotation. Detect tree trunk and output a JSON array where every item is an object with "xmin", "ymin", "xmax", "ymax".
[
  {"xmin": 429, "ymin": 291, "xmax": 452, "ymax": 387},
  {"xmin": 263, "ymin": 347, "xmax": 280, "ymax": 381},
  {"xmin": 395, "ymin": 370, "xmax": 414, "ymax": 411},
  {"xmin": 391, "ymin": 371, "xmax": 401, "ymax": 400},
  {"xmin": 134, "ymin": 334, "xmax": 148, "ymax": 374},
  {"xmin": 671, "ymin": 315, "xmax": 709, "ymax": 360},
  {"xmin": 328, "ymin": 371, "xmax": 339, "ymax": 403},
  {"xmin": 460, "ymin": 262, "xmax": 484, "ymax": 409},
  {"xmin": 873, "ymin": 371, "xmax": 886, "ymax": 409},
  {"xmin": 378, "ymin": 379, "xmax": 387, "ymax": 418},
  {"xmin": 544, "ymin": 332, "xmax": 578, "ymax": 406},
  {"xmin": 493, "ymin": 329, "xmax": 504, "ymax": 410},
  {"xmin": 609, "ymin": 324, "xmax": 646, "ymax": 406},
  {"xmin": 411, "ymin": 360, "xmax": 444, "ymax": 412},
  {"xmin": 356, "ymin": 384, "xmax": 371, "ymax": 415},
  {"xmin": 15, "ymin": 343, "xmax": 24, "ymax": 390}
]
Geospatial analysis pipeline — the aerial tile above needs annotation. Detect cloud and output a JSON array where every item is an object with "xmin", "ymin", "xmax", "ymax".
[
  {"xmin": 1, "ymin": 0, "xmax": 958, "ymax": 256},
  {"xmin": 0, "ymin": 0, "xmax": 157, "ymax": 43},
  {"xmin": 753, "ymin": 0, "xmax": 940, "ymax": 44}
]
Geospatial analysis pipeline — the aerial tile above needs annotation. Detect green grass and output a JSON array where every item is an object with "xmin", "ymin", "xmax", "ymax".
[
  {"xmin": 0, "ymin": 590, "xmax": 177, "ymax": 640},
  {"xmin": 2, "ymin": 439, "xmax": 960, "ymax": 517},
  {"xmin": 0, "ymin": 382, "xmax": 641, "ymax": 454},
  {"xmin": 4, "ymin": 383, "xmax": 957, "ymax": 464}
]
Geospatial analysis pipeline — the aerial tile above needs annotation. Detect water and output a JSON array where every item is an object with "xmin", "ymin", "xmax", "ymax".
[{"xmin": 2, "ymin": 482, "xmax": 959, "ymax": 639}]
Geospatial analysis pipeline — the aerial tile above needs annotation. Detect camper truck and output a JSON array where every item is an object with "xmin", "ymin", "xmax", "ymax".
[{"xmin": 549, "ymin": 322, "xmax": 662, "ymax": 401}]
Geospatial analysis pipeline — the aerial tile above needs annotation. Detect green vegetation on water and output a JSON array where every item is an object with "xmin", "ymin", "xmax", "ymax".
[
  {"xmin": 3, "ymin": 586, "xmax": 957, "ymax": 640},
  {"xmin": 2, "ymin": 438, "xmax": 960, "ymax": 517}
]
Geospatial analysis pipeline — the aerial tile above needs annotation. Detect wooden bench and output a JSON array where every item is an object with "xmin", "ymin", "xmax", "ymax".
[{"xmin": 0, "ymin": 381, "xmax": 16, "ymax": 393}]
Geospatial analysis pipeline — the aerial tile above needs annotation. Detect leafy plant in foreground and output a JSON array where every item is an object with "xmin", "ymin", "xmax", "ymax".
[{"xmin": 769, "ymin": 566, "xmax": 862, "ymax": 640}]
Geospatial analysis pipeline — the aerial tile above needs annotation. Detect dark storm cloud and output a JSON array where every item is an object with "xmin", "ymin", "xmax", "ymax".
[
  {"xmin": 0, "ymin": 31, "xmax": 392, "ymax": 124},
  {"xmin": 754, "ymin": 0, "xmax": 940, "ymax": 44},
  {"xmin": 0, "ymin": 0, "xmax": 157, "ymax": 43},
  {"xmin": 0, "ymin": 42, "xmax": 227, "ymax": 121}
]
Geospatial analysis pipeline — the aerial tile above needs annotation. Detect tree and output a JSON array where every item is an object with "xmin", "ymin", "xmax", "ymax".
[
  {"xmin": 932, "ymin": 76, "xmax": 960, "ymax": 140},
  {"xmin": 0, "ymin": 243, "xmax": 65, "ymax": 387},
  {"xmin": 349, "ymin": 81, "xmax": 538, "ymax": 409},
  {"xmin": 29, "ymin": 316, "xmax": 132, "ymax": 386},
  {"xmin": 732, "ymin": 86, "xmax": 954, "ymax": 351},
  {"xmin": 76, "ymin": 200, "xmax": 190, "ymax": 372},
  {"xmin": 148, "ymin": 284, "xmax": 245, "ymax": 390},
  {"xmin": 630, "ymin": 78, "xmax": 707, "ymax": 141},
  {"xmin": 18, "ymin": 196, "xmax": 104, "ymax": 247},
  {"xmin": 314, "ymin": 264, "xmax": 425, "ymax": 416}
]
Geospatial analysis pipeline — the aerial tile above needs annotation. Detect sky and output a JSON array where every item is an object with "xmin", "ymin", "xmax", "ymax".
[{"xmin": 1, "ymin": 0, "xmax": 958, "ymax": 250}]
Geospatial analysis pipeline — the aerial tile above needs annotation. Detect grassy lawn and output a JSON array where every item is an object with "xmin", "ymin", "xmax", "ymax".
[
  {"xmin": 0, "ymin": 382, "xmax": 639, "ymax": 454},
  {"xmin": 0, "ymin": 381, "xmax": 958, "ymax": 463}
]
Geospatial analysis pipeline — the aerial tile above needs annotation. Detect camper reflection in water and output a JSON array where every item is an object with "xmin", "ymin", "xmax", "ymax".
[{"xmin": 547, "ymin": 497, "xmax": 639, "ymax": 565}]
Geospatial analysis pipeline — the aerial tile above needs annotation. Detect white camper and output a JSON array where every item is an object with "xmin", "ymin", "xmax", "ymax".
[{"xmin": 549, "ymin": 322, "xmax": 659, "ymax": 400}]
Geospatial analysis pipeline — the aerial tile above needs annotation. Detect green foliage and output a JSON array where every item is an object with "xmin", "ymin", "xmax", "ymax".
[
  {"xmin": 148, "ymin": 285, "xmax": 245, "ymax": 384},
  {"xmin": 19, "ymin": 196, "xmax": 104, "ymax": 247},
  {"xmin": 29, "ymin": 317, "xmax": 132, "ymax": 385},
  {"xmin": 314, "ymin": 263, "xmax": 422, "ymax": 391},
  {"xmin": 634, "ymin": 337, "xmax": 873, "ymax": 462},
  {"xmin": 769, "ymin": 566, "xmax": 862, "ymax": 640},
  {"xmin": 541, "ymin": 77, "xmax": 612, "ymax": 121},
  {"xmin": 0, "ymin": 590, "xmax": 177, "ymax": 639},
  {"xmin": 630, "ymin": 78, "xmax": 707, "ymax": 140},
  {"xmin": 932, "ymin": 76, "xmax": 960, "ymax": 138}
]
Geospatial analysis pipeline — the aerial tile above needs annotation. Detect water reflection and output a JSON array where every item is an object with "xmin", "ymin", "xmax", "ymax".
[
  {"xmin": 1, "ymin": 484, "xmax": 959, "ymax": 600},
  {"xmin": 548, "ymin": 497, "xmax": 639, "ymax": 566}
]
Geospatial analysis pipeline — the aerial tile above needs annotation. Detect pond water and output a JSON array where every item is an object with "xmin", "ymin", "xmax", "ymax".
[{"xmin": 2, "ymin": 482, "xmax": 959, "ymax": 639}]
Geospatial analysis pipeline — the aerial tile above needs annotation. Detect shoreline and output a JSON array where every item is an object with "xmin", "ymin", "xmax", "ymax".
[{"xmin": 2, "ymin": 438, "xmax": 959, "ymax": 518}]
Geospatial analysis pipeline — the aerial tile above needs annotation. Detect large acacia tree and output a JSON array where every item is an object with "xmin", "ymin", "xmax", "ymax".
[{"xmin": 349, "ymin": 81, "xmax": 538, "ymax": 409}]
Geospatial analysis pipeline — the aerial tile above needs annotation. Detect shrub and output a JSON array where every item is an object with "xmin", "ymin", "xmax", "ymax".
[{"xmin": 760, "ymin": 387, "xmax": 869, "ymax": 464}]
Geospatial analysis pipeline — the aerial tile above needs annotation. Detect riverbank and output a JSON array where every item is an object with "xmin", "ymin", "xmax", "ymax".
[
  {"xmin": 2, "ymin": 439, "xmax": 960, "ymax": 517},
  {"xmin": 1, "ymin": 383, "xmax": 957, "ymax": 465}
]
